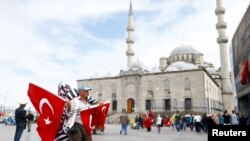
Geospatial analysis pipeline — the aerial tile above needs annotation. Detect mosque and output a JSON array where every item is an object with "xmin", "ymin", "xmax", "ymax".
[{"xmin": 77, "ymin": 0, "xmax": 234, "ymax": 114}]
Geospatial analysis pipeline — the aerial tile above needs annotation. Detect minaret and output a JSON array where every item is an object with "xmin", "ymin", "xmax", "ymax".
[
  {"xmin": 215, "ymin": 0, "xmax": 233, "ymax": 111},
  {"xmin": 126, "ymin": 0, "xmax": 135, "ymax": 68}
]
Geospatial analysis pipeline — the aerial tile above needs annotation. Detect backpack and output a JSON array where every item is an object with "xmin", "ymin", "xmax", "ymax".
[
  {"xmin": 175, "ymin": 114, "xmax": 181, "ymax": 122},
  {"xmin": 27, "ymin": 114, "xmax": 34, "ymax": 121}
]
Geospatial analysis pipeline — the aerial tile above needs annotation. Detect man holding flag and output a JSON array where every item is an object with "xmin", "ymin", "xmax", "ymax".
[
  {"xmin": 28, "ymin": 83, "xmax": 110, "ymax": 141},
  {"xmin": 67, "ymin": 85, "xmax": 95, "ymax": 141},
  {"xmin": 28, "ymin": 83, "xmax": 66, "ymax": 141},
  {"xmin": 69, "ymin": 85, "xmax": 110, "ymax": 141}
]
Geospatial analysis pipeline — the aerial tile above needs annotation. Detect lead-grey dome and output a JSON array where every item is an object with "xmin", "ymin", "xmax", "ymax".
[
  {"xmin": 130, "ymin": 60, "xmax": 148, "ymax": 70},
  {"xmin": 165, "ymin": 61, "xmax": 198, "ymax": 72},
  {"xmin": 170, "ymin": 44, "xmax": 201, "ymax": 56}
]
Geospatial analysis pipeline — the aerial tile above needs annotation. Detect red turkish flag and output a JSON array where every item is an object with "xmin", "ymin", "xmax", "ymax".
[
  {"xmin": 144, "ymin": 117, "xmax": 153, "ymax": 128},
  {"xmin": 241, "ymin": 60, "xmax": 249, "ymax": 85},
  {"xmin": 80, "ymin": 106, "xmax": 98, "ymax": 139},
  {"xmin": 92, "ymin": 102, "xmax": 110, "ymax": 130},
  {"xmin": 28, "ymin": 83, "xmax": 66, "ymax": 141}
]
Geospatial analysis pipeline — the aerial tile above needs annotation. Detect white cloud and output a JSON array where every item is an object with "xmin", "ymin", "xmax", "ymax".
[{"xmin": 0, "ymin": 0, "xmax": 248, "ymax": 111}]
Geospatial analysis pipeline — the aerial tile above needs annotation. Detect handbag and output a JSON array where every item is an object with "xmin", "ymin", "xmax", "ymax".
[
  {"xmin": 67, "ymin": 123, "xmax": 91, "ymax": 141},
  {"xmin": 67, "ymin": 123, "xmax": 78, "ymax": 135}
]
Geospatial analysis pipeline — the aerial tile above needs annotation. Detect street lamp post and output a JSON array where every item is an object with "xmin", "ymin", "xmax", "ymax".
[{"xmin": 3, "ymin": 94, "xmax": 6, "ymax": 112}]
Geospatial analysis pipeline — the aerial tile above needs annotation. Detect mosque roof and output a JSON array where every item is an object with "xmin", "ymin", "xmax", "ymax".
[{"xmin": 206, "ymin": 67, "xmax": 219, "ymax": 74}]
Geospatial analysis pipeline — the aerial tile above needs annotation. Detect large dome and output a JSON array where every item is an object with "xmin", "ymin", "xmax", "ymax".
[{"xmin": 170, "ymin": 44, "xmax": 201, "ymax": 56}]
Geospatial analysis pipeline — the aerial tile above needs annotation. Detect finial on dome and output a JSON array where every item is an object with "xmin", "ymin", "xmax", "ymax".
[{"xmin": 182, "ymin": 37, "xmax": 186, "ymax": 46}]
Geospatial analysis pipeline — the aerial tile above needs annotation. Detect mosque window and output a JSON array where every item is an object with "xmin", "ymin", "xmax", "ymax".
[
  {"xmin": 164, "ymin": 99, "xmax": 171, "ymax": 110},
  {"xmin": 164, "ymin": 79, "xmax": 170, "ymax": 95},
  {"xmin": 184, "ymin": 98, "xmax": 192, "ymax": 110},
  {"xmin": 112, "ymin": 100, "xmax": 117, "ymax": 111},
  {"xmin": 146, "ymin": 100, "xmax": 151, "ymax": 110},
  {"xmin": 184, "ymin": 78, "xmax": 191, "ymax": 90}
]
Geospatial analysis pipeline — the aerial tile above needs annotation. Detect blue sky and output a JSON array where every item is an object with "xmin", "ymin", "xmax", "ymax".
[{"xmin": 0, "ymin": 0, "xmax": 249, "ymax": 110}]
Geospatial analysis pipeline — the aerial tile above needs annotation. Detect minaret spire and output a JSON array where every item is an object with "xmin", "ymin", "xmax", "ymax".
[
  {"xmin": 215, "ymin": 0, "xmax": 233, "ymax": 111},
  {"xmin": 126, "ymin": 0, "xmax": 135, "ymax": 68},
  {"xmin": 129, "ymin": 0, "xmax": 133, "ymax": 16}
]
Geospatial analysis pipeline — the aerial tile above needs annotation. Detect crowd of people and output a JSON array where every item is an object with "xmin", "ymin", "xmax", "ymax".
[
  {"xmin": 6, "ymin": 80, "xmax": 250, "ymax": 141},
  {"xmin": 121, "ymin": 109, "xmax": 249, "ymax": 135}
]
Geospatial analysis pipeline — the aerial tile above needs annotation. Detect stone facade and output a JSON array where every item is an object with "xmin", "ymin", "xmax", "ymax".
[{"xmin": 77, "ymin": 68, "xmax": 223, "ymax": 114}]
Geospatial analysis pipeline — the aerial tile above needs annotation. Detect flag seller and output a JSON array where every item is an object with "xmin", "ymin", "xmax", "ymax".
[{"xmin": 66, "ymin": 85, "xmax": 102, "ymax": 141}]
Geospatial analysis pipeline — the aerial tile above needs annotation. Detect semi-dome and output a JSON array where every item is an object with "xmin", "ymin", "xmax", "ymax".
[
  {"xmin": 130, "ymin": 60, "xmax": 148, "ymax": 70},
  {"xmin": 170, "ymin": 44, "xmax": 201, "ymax": 56},
  {"xmin": 165, "ymin": 61, "xmax": 198, "ymax": 72}
]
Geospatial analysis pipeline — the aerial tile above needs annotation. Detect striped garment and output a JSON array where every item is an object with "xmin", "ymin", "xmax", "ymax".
[
  {"xmin": 55, "ymin": 82, "xmax": 77, "ymax": 141},
  {"xmin": 55, "ymin": 82, "xmax": 97, "ymax": 141}
]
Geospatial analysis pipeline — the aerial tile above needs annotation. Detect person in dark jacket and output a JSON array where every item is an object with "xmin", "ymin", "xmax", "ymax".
[
  {"xmin": 14, "ymin": 102, "xmax": 27, "ymax": 141},
  {"xmin": 223, "ymin": 110, "xmax": 231, "ymax": 125}
]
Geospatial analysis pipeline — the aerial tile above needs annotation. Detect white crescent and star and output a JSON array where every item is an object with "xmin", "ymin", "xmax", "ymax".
[
  {"xmin": 101, "ymin": 106, "xmax": 106, "ymax": 113},
  {"xmin": 89, "ymin": 115, "xmax": 93, "ymax": 129},
  {"xmin": 39, "ymin": 98, "xmax": 55, "ymax": 125}
]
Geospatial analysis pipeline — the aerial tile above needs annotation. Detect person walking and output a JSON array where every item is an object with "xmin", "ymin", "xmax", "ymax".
[
  {"xmin": 144, "ymin": 112, "xmax": 153, "ymax": 132},
  {"xmin": 194, "ymin": 113, "xmax": 202, "ymax": 133},
  {"xmin": 189, "ymin": 114, "xmax": 194, "ymax": 131},
  {"xmin": 223, "ymin": 110, "xmax": 231, "ymax": 125},
  {"xmin": 231, "ymin": 110, "xmax": 239, "ymax": 125},
  {"xmin": 26, "ymin": 111, "xmax": 34, "ymax": 132},
  {"xmin": 14, "ymin": 102, "xmax": 27, "ymax": 141},
  {"xmin": 119, "ymin": 109, "xmax": 129, "ymax": 135},
  {"xmin": 174, "ymin": 111, "xmax": 181, "ymax": 134},
  {"xmin": 156, "ymin": 115, "xmax": 163, "ymax": 133}
]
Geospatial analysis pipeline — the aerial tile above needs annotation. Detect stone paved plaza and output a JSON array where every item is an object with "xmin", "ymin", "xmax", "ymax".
[{"xmin": 0, "ymin": 123, "xmax": 207, "ymax": 141}]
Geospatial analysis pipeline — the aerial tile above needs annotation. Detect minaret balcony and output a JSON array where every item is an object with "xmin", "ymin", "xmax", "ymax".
[
  {"xmin": 215, "ymin": 8, "xmax": 225, "ymax": 15},
  {"xmin": 216, "ymin": 22, "xmax": 227, "ymax": 29},
  {"xmin": 126, "ymin": 38, "xmax": 134, "ymax": 43},
  {"xmin": 217, "ymin": 36, "xmax": 228, "ymax": 43},
  {"xmin": 127, "ymin": 26, "xmax": 134, "ymax": 31},
  {"xmin": 126, "ymin": 50, "xmax": 135, "ymax": 55}
]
